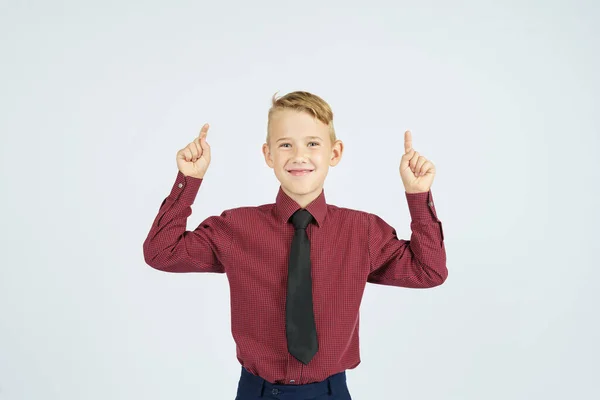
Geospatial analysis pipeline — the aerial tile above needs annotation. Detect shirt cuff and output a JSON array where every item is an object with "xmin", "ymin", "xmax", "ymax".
[
  {"xmin": 405, "ymin": 189, "xmax": 440, "ymax": 222},
  {"xmin": 168, "ymin": 170, "xmax": 204, "ymax": 205}
]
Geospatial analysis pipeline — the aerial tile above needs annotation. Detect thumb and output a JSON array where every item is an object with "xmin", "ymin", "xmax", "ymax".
[
  {"xmin": 199, "ymin": 136, "xmax": 211, "ymax": 158},
  {"xmin": 400, "ymin": 148, "xmax": 414, "ymax": 168}
]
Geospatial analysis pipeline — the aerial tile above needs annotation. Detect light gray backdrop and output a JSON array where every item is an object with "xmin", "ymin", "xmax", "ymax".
[{"xmin": 1, "ymin": 0, "xmax": 598, "ymax": 399}]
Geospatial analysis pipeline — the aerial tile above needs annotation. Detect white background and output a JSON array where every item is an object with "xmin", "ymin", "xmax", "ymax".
[{"xmin": 1, "ymin": 0, "xmax": 599, "ymax": 399}]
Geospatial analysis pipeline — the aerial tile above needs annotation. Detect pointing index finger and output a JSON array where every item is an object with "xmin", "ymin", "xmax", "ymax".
[
  {"xmin": 199, "ymin": 123, "xmax": 209, "ymax": 138},
  {"xmin": 404, "ymin": 130, "xmax": 412, "ymax": 153}
]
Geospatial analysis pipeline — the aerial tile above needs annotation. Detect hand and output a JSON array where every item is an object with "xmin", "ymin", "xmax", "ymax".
[
  {"xmin": 176, "ymin": 123, "xmax": 211, "ymax": 179},
  {"xmin": 399, "ymin": 130, "xmax": 435, "ymax": 194}
]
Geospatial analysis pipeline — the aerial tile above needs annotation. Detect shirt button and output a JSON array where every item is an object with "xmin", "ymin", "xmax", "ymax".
[
  {"xmin": 290, "ymin": 380, "xmax": 295, "ymax": 383},
  {"xmin": 178, "ymin": 183, "xmax": 183, "ymax": 188},
  {"xmin": 428, "ymin": 201, "xmax": 433, "ymax": 207}
]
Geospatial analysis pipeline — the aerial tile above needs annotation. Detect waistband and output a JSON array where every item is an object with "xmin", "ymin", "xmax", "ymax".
[{"xmin": 238, "ymin": 366, "xmax": 346, "ymax": 398}]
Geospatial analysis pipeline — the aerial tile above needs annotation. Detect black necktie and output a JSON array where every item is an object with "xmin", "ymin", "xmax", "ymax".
[{"xmin": 286, "ymin": 208, "xmax": 318, "ymax": 365}]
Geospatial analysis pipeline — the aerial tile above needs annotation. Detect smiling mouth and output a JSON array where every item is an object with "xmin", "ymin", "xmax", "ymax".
[{"xmin": 287, "ymin": 169, "xmax": 314, "ymax": 176}]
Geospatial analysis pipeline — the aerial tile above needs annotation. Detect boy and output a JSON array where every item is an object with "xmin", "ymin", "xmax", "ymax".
[{"xmin": 143, "ymin": 91, "xmax": 447, "ymax": 399}]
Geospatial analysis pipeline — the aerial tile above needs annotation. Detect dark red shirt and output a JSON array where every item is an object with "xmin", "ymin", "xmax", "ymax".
[{"xmin": 143, "ymin": 171, "xmax": 447, "ymax": 385}]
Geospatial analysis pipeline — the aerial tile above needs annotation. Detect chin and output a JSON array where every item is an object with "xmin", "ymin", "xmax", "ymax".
[
  {"xmin": 277, "ymin": 170, "xmax": 323, "ymax": 190},
  {"xmin": 286, "ymin": 181, "xmax": 322, "ymax": 194}
]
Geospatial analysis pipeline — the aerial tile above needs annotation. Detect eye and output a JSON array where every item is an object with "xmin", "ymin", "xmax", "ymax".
[{"xmin": 279, "ymin": 142, "xmax": 319, "ymax": 148}]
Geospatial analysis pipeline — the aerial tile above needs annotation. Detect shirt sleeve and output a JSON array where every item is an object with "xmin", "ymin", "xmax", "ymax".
[
  {"xmin": 142, "ymin": 171, "xmax": 232, "ymax": 273},
  {"xmin": 367, "ymin": 189, "xmax": 447, "ymax": 288}
]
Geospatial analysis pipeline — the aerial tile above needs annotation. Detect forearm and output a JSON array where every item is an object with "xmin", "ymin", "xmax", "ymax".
[{"xmin": 142, "ymin": 171, "xmax": 203, "ymax": 271}]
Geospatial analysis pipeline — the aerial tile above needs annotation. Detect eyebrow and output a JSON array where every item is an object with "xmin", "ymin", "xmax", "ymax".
[{"xmin": 276, "ymin": 136, "xmax": 323, "ymax": 142}]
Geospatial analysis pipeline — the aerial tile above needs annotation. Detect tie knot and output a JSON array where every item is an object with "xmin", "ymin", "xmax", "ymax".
[{"xmin": 290, "ymin": 209, "xmax": 313, "ymax": 230}]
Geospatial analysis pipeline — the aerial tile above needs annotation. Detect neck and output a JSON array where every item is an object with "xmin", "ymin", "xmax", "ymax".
[{"xmin": 282, "ymin": 185, "xmax": 323, "ymax": 208}]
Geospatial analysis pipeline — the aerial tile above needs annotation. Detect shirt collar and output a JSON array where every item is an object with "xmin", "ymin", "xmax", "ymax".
[{"xmin": 275, "ymin": 186, "xmax": 328, "ymax": 227}]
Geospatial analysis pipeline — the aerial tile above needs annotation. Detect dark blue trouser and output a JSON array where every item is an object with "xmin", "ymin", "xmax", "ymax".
[{"xmin": 235, "ymin": 366, "xmax": 352, "ymax": 400}]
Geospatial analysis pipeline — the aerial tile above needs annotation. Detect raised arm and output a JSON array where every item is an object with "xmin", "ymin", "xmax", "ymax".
[
  {"xmin": 367, "ymin": 129, "xmax": 447, "ymax": 287},
  {"xmin": 142, "ymin": 123, "xmax": 232, "ymax": 273},
  {"xmin": 367, "ymin": 190, "xmax": 446, "ymax": 288}
]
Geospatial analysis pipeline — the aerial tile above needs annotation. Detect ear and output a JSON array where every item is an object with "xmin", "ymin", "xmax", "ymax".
[
  {"xmin": 329, "ymin": 140, "xmax": 344, "ymax": 167},
  {"xmin": 262, "ymin": 143, "xmax": 274, "ymax": 168}
]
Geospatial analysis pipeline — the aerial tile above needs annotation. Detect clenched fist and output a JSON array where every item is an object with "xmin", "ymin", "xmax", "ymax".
[{"xmin": 176, "ymin": 123, "xmax": 211, "ymax": 179}]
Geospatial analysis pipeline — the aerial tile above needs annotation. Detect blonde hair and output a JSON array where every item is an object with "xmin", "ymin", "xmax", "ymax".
[{"xmin": 266, "ymin": 91, "xmax": 337, "ymax": 146}]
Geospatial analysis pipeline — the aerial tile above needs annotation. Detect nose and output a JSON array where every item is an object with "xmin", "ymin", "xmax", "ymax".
[{"xmin": 291, "ymin": 146, "xmax": 309, "ymax": 160}]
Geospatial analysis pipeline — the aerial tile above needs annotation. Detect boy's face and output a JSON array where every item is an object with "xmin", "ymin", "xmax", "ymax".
[{"xmin": 262, "ymin": 109, "xmax": 343, "ymax": 208}]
